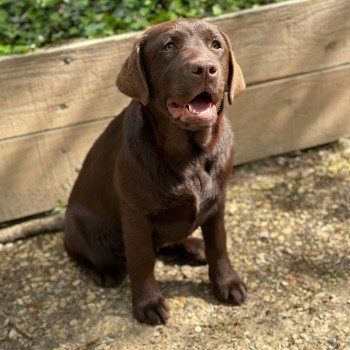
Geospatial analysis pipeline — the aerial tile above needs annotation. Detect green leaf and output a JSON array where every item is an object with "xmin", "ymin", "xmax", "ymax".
[
  {"xmin": 0, "ymin": 0, "xmax": 287, "ymax": 55},
  {"xmin": 0, "ymin": 9, "xmax": 8, "ymax": 24},
  {"xmin": 212, "ymin": 4, "xmax": 223, "ymax": 16}
]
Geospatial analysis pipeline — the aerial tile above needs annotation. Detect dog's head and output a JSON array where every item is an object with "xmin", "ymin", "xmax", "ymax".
[{"xmin": 117, "ymin": 19, "xmax": 245, "ymax": 131}]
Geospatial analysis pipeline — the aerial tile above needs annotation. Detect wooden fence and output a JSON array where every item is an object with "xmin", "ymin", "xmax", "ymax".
[{"xmin": 0, "ymin": 0, "xmax": 349, "ymax": 221}]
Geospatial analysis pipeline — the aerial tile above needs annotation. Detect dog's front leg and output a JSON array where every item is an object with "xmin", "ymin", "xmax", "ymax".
[
  {"xmin": 201, "ymin": 198, "xmax": 247, "ymax": 305},
  {"xmin": 121, "ymin": 208, "xmax": 169, "ymax": 325}
]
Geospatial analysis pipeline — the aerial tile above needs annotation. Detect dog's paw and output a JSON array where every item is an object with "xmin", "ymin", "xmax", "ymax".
[
  {"xmin": 88, "ymin": 266, "xmax": 126, "ymax": 288},
  {"xmin": 213, "ymin": 277, "xmax": 247, "ymax": 306},
  {"xmin": 133, "ymin": 295, "xmax": 169, "ymax": 325}
]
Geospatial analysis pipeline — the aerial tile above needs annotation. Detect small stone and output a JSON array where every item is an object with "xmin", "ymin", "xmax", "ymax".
[
  {"xmin": 153, "ymin": 330, "xmax": 161, "ymax": 337},
  {"xmin": 258, "ymin": 231, "xmax": 269, "ymax": 241},
  {"xmin": 69, "ymin": 319, "xmax": 78, "ymax": 326},
  {"xmin": 301, "ymin": 333, "xmax": 309, "ymax": 341},
  {"xmin": 18, "ymin": 309, "xmax": 26, "ymax": 316},
  {"xmin": 178, "ymin": 296, "xmax": 187, "ymax": 306},
  {"xmin": 195, "ymin": 326, "xmax": 202, "ymax": 333},
  {"xmin": 277, "ymin": 156, "xmax": 288, "ymax": 166},
  {"xmin": 282, "ymin": 227, "xmax": 292, "ymax": 235},
  {"xmin": 8, "ymin": 328, "xmax": 17, "ymax": 339},
  {"xmin": 262, "ymin": 295, "xmax": 271, "ymax": 302}
]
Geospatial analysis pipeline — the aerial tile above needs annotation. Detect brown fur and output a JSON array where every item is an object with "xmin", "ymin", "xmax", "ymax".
[{"xmin": 64, "ymin": 19, "xmax": 246, "ymax": 325}]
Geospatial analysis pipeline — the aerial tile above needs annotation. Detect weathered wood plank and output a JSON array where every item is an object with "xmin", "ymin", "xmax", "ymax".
[
  {"xmin": 0, "ymin": 118, "xmax": 112, "ymax": 221},
  {"xmin": 1, "ymin": 64, "xmax": 349, "ymax": 221},
  {"xmin": 230, "ymin": 64, "xmax": 350, "ymax": 163},
  {"xmin": 210, "ymin": 0, "xmax": 350, "ymax": 84},
  {"xmin": 0, "ymin": 0, "xmax": 349, "ymax": 140},
  {"xmin": 0, "ymin": 36, "xmax": 132, "ymax": 141}
]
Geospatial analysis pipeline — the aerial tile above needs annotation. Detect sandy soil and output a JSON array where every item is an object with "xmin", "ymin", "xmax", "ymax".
[{"xmin": 1, "ymin": 139, "xmax": 349, "ymax": 350}]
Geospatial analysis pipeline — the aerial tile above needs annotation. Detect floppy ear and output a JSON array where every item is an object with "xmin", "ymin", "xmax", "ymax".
[
  {"xmin": 222, "ymin": 33, "xmax": 246, "ymax": 105},
  {"xmin": 116, "ymin": 36, "xmax": 149, "ymax": 106}
]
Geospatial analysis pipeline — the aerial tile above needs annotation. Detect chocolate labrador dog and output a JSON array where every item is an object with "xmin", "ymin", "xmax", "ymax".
[{"xmin": 64, "ymin": 18, "xmax": 246, "ymax": 325}]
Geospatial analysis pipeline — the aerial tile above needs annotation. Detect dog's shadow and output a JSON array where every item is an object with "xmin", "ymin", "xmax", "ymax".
[
  {"xmin": 73, "ymin": 251, "xmax": 219, "ymax": 306},
  {"xmin": 157, "ymin": 254, "xmax": 216, "ymax": 302}
]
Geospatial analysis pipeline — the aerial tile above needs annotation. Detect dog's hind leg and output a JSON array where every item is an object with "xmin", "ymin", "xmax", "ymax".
[
  {"xmin": 64, "ymin": 206, "xmax": 126, "ymax": 287},
  {"xmin": 157, "ymin": 237, "xmax": 207, "ymax": 265}
]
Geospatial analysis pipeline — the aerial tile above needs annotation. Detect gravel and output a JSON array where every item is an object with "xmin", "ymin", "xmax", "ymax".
[{"xmin": 1, "ymin": 138, "xmax": 349, "ymax": 350}]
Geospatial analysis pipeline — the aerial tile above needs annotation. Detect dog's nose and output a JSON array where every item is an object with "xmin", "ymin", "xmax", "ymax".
[{"xmin": 191, "ymin": 61, "xmax": 218, "ymax": 77}]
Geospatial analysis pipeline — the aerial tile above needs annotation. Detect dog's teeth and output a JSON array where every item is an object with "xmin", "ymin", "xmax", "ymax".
[{"xmin": 189, "ymin": 105, "xmax": 200, "ymax": 114}]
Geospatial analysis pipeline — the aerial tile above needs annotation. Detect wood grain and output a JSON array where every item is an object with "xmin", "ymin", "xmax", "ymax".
[
  {"xmin": 0, "ymin": 119, "xmax": 111, "ymax": 221},
  {"xmin": 212, "ymin": 0, "xmax": 350, "ymax": 84},
  {"xmin": 0, "ymin": 0, "xmax": 349, "ymax": 140},
  {"xmin": 1, "ymin": 64, "xmax": 349, "ymax": 221},
  {"xmin": 230, "ymin": 64, "xmax": 350, "ymax": 163}
]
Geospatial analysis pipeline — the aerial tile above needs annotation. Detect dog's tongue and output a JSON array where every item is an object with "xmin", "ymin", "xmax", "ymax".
[
  {"xmin": 166, "ymin": 91, "xmax": 217, "ymax": 122},
  {"xmin": 187, "ymin": 92, "xmax": 213, "ymax": 114}
]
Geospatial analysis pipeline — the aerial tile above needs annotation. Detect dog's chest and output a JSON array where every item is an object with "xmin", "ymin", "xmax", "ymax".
[
  {"xmin": 191, "ymin": 166, "xmax": 216, "ymax": 210},
  {"xmin": 170, "ymin": 160, "xmax": 218, "ymax": 214},
  {"xmin": 152, "ymin": 162, "xmax": 218, "ymax": 242}
]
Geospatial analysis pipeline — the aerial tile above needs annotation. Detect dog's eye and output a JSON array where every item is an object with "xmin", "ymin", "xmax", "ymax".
[
  {"xmin": 163, "ymin": 42, "xmax": 176, "ymax": 51},
  {"xmin": 211, "ymin": 40, "xmax": 221, "ymax": 49}
]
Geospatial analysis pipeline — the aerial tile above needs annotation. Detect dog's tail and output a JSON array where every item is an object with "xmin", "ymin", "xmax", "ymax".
[{"xmin": 0, "ymin": 210, "xmax": 65, "ymax": 244}]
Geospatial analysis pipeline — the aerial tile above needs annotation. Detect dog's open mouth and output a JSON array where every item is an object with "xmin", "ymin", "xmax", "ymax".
[{"xmin": 166, "ymin": 92, "xmax": 217, "ymax": 122}]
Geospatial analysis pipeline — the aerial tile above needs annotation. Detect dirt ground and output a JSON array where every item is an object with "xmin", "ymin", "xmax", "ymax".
[{"xmin": 1, "ymin": 138, "xmax": 349, "ymax": 350}]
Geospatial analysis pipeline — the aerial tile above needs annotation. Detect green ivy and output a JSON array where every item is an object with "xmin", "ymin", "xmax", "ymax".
[{"xmin": 0, "ymin": 0, "xmax": 285, "ymax": 55}]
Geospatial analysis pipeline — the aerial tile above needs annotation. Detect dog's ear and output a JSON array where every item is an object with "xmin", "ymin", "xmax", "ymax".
[
  {"xmin": 116, "ymin": 35, "xmax": 149, "ymax": 106},
  {"xmin": 222, "ymin": 33, "xmax": 246, "ymax": 105}
]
